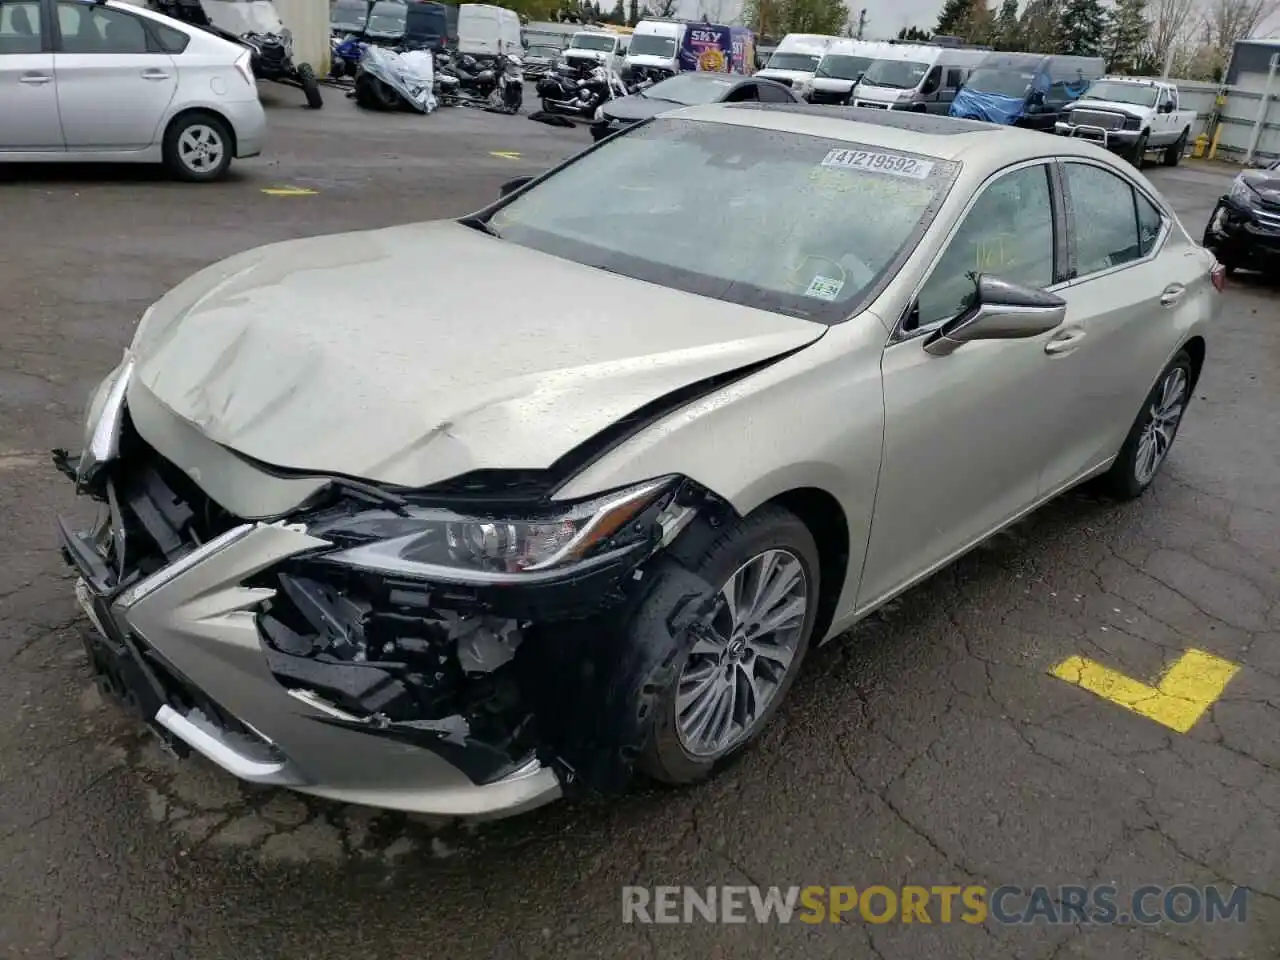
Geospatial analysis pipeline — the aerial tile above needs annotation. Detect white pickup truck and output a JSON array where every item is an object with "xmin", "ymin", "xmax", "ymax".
[{"xmin": 1054, "ymin": 77, "xmax": 1197, "ymax": 166}]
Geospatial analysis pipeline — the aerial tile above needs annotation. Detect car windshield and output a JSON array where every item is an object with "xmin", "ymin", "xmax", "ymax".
[
  {"xmin": 1079, "ymin": 81, "xmax": 1159, "ymax": 106},
  {"xmin": 862, "ymin": 59, "xmax": 929, "ymax": 89},
  {"xmin": 816, "ymin": 54, "xmax": 873, "ymax": 80},
  {"xmin": 765, "ymin": 52, "xmax": 822, "ymax": 71},
  {"xmin": 365, "ymin": 0, "xmax": 405, "ymax": 33},
  {"xmin": 642, "ymin": 73, "xmax": 736, "ymax": 104},
  {"xmin": 964, "ymin": 66, "xmax": 1037, "ymax": 97},
  {"xmin": 572, "ymin": 34, "xmax": 616, "ymax": 51},
  {"xmin": 330, "ymin": 0, "xmax": 367, "ymax": 29},
  {"xmin": 629, "ymin": 34, "xmax": 676, "ymax": 57},
  {"xmin": 526, "ymin": 44, "xmax": 560, "ymax": 58},
  {"xmin": 487, "ymin": 118, "xmax": 957, "ymax": 323}
]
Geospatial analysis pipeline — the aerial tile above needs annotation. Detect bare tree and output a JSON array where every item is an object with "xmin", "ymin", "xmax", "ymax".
[
  {"xmin": 1148, "ymin": 0, "xmax": 1198, "ymax": 69},
  {"xmin": 649, "ymin": 0, "xmax": 679, "ymax": 16},
  {"xmin": 698, "ymin": 0, "xmax": 729, "ymax": 20},
  {"xmin": 1202, "ymin": 0, "xmax": 1280, "ymax": 60}
]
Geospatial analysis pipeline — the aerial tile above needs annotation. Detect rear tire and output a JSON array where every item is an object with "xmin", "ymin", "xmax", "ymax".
[
  {"xmin": 1163, "ymin": 129, "xmax": 1188, "ymax": 166},
  {"xmin": 162, "ymin": 112, "xmax": 233, "ymax": 183},
  {"xmin": 638, "ymin": 506, "xmax": 820, "ymax": 785},
  {"xmin": 1097, "ymin": 351, "xmax": 1194, "ymax": 500},
  {"xmin": 297, "ymin": 63, "xmax": 324, "ymax": 109}
]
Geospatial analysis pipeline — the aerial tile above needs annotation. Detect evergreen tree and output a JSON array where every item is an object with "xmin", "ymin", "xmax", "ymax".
[
  {"xmin": 955, "ymin": 0, "xmax": 994, "ymax": 44},
  {"xmin": 1060, "ymin": 0, "xmax": 1107, "ymax": 56},
  {"xmin": 935, "ymin": 0, "xmax": 971, "ymax": 35},
  {"xmin": 627, "ymin": 0, "xmax": 639, "ymax": 23},
  {"xmin": 609, "ymin": 0, "xmax": 625, "ymax": 22},
  {"xmin": 1103, "ymin": 0, "xmax": 1147, "ymax": 72},
  {"xmin": 993, "ymin": 0, "xmax": 1022, "ymax": 50},
  {"xmin": 1019, "ymin": 0, "xmax": 1063, "ymax": 52},
  {"xmin": 896, "ymin": 25, "xmax": 932, "ymax": 40}
]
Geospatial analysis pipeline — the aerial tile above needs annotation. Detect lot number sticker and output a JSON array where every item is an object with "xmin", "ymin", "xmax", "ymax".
[
  {"xmin": 805, "ymin": 275, "xmax": 845, "ymax": 301},
  {"xmin": 821, "ymin": 149, "xmax": 934, "ymax": 180}
]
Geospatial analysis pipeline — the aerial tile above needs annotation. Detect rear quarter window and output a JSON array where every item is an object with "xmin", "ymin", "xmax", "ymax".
[{"xmin": 148, "ymin": 19, "xmax": 188, "ymax": 53}]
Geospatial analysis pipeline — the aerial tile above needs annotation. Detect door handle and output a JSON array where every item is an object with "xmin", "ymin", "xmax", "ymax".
[
  {"xmin": 141, "ymin": 69, "xmax": 171, "ymax": 80},
  {"xmin": 19, "ymin": 73, "xmax": 52, "ymax": 84},
  {"xmin": 1044, "ymin": 328, "xmax": 1087, "ymax": 355},
  {"xmin": 1160, "ymin": 283, "xmax": 1186, "ymax": 307}
]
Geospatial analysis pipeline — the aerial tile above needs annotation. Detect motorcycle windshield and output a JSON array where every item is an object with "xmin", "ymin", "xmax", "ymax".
[{"xmin": 200, "ymin": 0, "xmax": 284, "ymax": 36}]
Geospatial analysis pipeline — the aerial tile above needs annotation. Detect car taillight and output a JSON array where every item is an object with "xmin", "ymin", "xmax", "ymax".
[
  {"xmin": 1210, "ymin": 262, "xmax": 1226, "ymax": 292},
  {"xmin": 234, "ymin": 51, "xmax": 255, "ymax": 88}
]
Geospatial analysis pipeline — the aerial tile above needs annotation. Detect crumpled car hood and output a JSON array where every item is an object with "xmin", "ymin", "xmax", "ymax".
[{"xmin": 128, "ymin": 220, "xmax": 824, "ymax": 488}]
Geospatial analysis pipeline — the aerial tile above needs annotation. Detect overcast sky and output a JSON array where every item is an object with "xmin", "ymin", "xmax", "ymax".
[{"xmin": 675, "ymin": 0, "xmax": 1280, "ymax": 44}]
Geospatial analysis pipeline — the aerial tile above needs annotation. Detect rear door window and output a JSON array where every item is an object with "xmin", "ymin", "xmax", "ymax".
[{"xmin": 0, "ymin": 0, "xmax": 44, "ymax": 54}]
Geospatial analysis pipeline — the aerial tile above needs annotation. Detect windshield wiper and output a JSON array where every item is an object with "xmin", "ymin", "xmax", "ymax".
[{"xmin": 460, "ymin": 216, "xmax": 500, "ymax": 238}]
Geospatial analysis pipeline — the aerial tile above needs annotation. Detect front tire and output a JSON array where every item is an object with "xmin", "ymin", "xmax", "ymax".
[
  {"xmin": 1163, "ymin": 129, "xmax": 1188, "ymax": 166},
  {"xmin": 1098, "ymin": 352, "xmax": 1193, "ymax": 500},
  {"xmin": 638, "ymin": 506, "xmax": 820, "ymax": 785},
  {"xmin": 297, "ymin": 63, "xmax": 324, "ymax": 109},
  {"xmin": 1129, "ymin": 130, "xmax": 1149, "ymax": 166},
  {"xmin": 162, "ymin": 112, "xmax": 233, "ymax": 183}
]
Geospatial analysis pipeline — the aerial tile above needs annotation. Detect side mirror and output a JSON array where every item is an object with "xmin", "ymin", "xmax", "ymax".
[
  {"xmin": 499, "ymin": 175, "xmax": 534, "ymax": 198},
  {"xmin": 1159, "ymin": 101, "xmax": 1174, "ymax": 114},
  {"xmin": 923, "ymin": 275, "xmax": 1066, "ymax": 357},
  {"xmin": 1028, "ymin": 89, "xmax": 1046, "ymax": 106}
]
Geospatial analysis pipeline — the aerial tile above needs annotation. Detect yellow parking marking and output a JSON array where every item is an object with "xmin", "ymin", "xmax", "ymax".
[
  {"xmin": 490, "ymin": 151, "xmax": 521, "ymax": 160},
  {"xmin": 261, "ymin": 186, "xmax": 318, "ymax": 196},
  {"xmin": 1050, "ymin": 649, "xmax": 1240, "ymax": 733}
]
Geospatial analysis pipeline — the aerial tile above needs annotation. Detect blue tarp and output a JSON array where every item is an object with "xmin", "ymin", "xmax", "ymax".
[{"xmin": 949, "ymin": 87, "xmax": 1028, "ymax": 124}]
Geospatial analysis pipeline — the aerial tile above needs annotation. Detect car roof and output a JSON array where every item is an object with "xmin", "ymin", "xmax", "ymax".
[{"xmin": 664, "ymin": 102, "xmax": 1121, "ymax": 165}]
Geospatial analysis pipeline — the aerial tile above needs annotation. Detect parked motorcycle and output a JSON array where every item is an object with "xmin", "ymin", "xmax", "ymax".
[
  {"xmin": 354, "ymin": 45, "xmax": 437, "ymax": 113},
  {"xmin": 329, "ymin": 34, "xmax": 366, "ymax": 80},
  {"xmin": 536, "ymin": 64, "xmax": 627, "ymax": 120},
  {"xmin": 438, "ymin": 52, "xmax": 522, "ymax": 113}
]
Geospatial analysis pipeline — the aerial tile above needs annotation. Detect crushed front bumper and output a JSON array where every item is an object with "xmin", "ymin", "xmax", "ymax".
[
  {"xmin": 59, "ymin": 514, "xmax": 564, "ymax": 817},
  {"xmin": 1203, "ymin": 197, "xmax": 1280, "ymax": 269}
]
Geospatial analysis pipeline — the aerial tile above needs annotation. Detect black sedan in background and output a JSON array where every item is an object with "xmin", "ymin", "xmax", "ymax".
[
  {"xmin": 590, "ymin": 72, "xmax": 799, "ymax": 141},
  {"xmin": 1203, "ymin": 158, "xmax": 1280, "ymax": 276}
]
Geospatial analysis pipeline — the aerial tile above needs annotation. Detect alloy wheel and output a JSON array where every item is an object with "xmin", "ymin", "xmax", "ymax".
[
  {"xmin": 675, "ymin": 549, "xmax": 809, "ymax": 758},
  {"xmin": 178, "ymin": 125, "xmax": 225, "ymax": 175},
  {"xmin": 1134, "ymin": 365, "xmax": 1188, "ymax": 485}
]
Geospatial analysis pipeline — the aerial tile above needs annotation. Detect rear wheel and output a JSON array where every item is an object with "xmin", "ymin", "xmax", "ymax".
[
  {"xmin": 162, "ymin": 112, "xmax": 233, "ymax": 183},
  {"xmin": 297, "ymin": 63, "xmax": 323, "ymax": 109},
  {"xmin": 1097, "ymin": 352, "xmax": 1193, "ymax": 500},
  {"xmin": 1163, "ymin": 129, "xmax": 1188, "ymax": 166},
  {"xmin": 638, "ymin": 506, "xmax": 820, "ymax": 785}
]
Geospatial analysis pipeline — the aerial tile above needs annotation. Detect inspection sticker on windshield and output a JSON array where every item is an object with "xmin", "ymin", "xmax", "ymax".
[
  {"xmin": 805, "ymin": 276, "xmax": 845, "ymax": 301},
  {"xmin": 820, "ymin": 148, "xmax": 934, "ymax": 180}
]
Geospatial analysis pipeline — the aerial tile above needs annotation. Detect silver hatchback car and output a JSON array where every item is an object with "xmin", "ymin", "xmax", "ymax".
[
  {"xmin": 0, "ymin": 0, "xmax": 265, "ymax": 180},
  {"xmin": 56, "ymin": 105, "xmax": 1221, "ymax": 818}
]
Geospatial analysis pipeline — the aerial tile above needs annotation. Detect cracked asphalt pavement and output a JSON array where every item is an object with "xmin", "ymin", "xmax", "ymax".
[{"xmin": 2, "ymin": 94, "xmax": 1278, "ymax": 959}]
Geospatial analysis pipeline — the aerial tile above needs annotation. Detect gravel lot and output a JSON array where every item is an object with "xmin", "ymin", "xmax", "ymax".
[{"xmin": 2, "ymin": 92, "xmax": 1278, "ymax": 960}]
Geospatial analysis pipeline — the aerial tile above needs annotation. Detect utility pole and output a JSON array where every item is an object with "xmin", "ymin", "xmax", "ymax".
[{"xmin": 856, "ymin": 7, "xmax": 866, "ymax": 39}]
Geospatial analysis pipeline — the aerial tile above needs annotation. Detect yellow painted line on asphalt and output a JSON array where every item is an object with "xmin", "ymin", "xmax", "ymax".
[
  {"xmin": 261, "ymin": 186, "xmax": 318, "ymax": 196},
  {"xmin": 1050, "ymin": 649, "xmax": 1240, "ymax": 733},
  {"xmin": 490, "ymin": 150, "xmax": 521, "ymax": 160}
]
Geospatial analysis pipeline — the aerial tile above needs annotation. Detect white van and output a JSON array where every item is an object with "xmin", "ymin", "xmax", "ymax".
[
  {"xmin": 563, "ymin": 29, "xmax": 630, "ymax": 74},
  {"xmin": 624, "ymin": 19, "xmax": 684, "ymax": 81},
  {"xmin": 797, "ymin": 39, "xmax": 896, "ymax": 104},
  {"xmin": 754, "ymin": 33, "xmax": 837, "ymax": 89},
  {"xmin": 852, "ymin": 44, "xmax": 988, "ymax": 112},
  {"xmin": 457, "ymin": 3, "xmax": 523, "ymax": 57}
]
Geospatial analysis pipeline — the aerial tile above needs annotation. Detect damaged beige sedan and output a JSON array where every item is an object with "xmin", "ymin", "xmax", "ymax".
[{"xmin": 56, "ymin": 104, "xmax": 1221, "ymax": 818}]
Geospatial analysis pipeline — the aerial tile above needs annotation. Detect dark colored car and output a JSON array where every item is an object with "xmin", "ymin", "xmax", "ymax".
[
  {"xmin": 590, "ymin": 72, "xmax": 798, "ymax": 141},
  {"xmin": 1203, "ymin": 160, "xmax": 1280, "ymax": 276}
]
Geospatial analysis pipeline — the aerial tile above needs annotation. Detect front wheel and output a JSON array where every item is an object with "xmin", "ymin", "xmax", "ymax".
[
  {"xmin": 638, "ymin": 506, "xmax": 820, "ymax": 785},
  {"xmin": 296, "ymin": 62, "xmax": 323, "ymax": 109},
  {"xmin": 1129, "ymin": 131, "xmax": 1149, "ymax": 166},
  {"xmin": 1097, "ymin": 352, "xmax": 1193, "ymax": 500},
  {"xmin": 1163, "ymin": 129, "xmax": 1188, "ymax": 166}
]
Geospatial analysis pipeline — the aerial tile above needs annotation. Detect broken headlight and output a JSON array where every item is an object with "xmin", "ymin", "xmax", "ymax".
[{"xmin": 318, "ymin": 476, "xmax": 680, "ymax": 584}]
